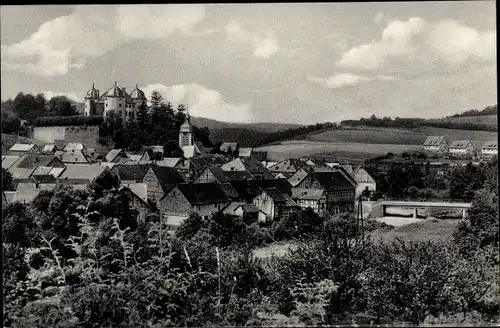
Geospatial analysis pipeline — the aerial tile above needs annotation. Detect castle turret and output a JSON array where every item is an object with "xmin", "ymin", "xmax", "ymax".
[{"xmin": 84, "ymin": 83, "xmax": 99, "ymax": 116}]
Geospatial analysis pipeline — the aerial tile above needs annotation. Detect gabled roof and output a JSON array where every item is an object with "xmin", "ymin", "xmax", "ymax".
[
  {"xmin": 219, "ymin": 182, "xmax": 240, "ymax": 199},
  {"xmin": 194, "ymin": 142, "xmax": 207, "ymax": 154},
  {"xmin": 262, "ymin": 187, "xmax": 288, "ymax": 202},
  {"xmin": 112, "ymin": 164, "xmax": 149, "ymax": 182},
  {"xmin": 238, "ymin": 148, "xmax": 253, "ymax": 158},
  {"xmin": 53, "ymin": 140, "xmax": 67, "ymax": 150},
  {"xmin": 63, "ymin": 143, "xmax": 85, "ymax": 151},
  {"xmin": 9, "ymin": 167, "xmax": 37, "ymax": 180},
  {"xmin": 268, "ymin": 158, "xmax": 308, "ymax": 174},
  {"xmin": 292, "ymin": 188, "xmax": 325, "ymax": 200},
  {"xmin": 200, "ymin": 154, "xmax": 228, "ymax": 165},
  {"xmin": 4, "ymin": 191, "xmax": 16, "ymax": 204},
  {"xmin": 15, "ymin": 153, "xmax": 62, "ymax": 169},
  {"xmin": 41, "ymin": 144, "xmax": 57, "ymax": 153},
  {"xmin": 120, "ymin": 183, "xmax": 148, "ymax": 203},
  {"xmin": 223, "ymin": 158, "xmax": 274, "ymax": 179},
  {"xmin": 105, "ymin": 149, "xmax": 125, "ymax": 162},
  {"xmin": 60, "ymin": 150, "xmax": 90, "ymax": 164},
  {"xmin": 353, "ymin": 167, "xmax": 376, "ymax": 184},
  {"xmin": 220, "ymin": 142, "xmax": 239, "ymax": 153},
  {"xmin": 49, "ymin": 167, "xmax": 66, "ymax": 177},
  {"xmin": 274, "ymin": 173, "xmax": 287, "ymax": 179},
  {"xmin": 424, "ymin": 136, "xmax": 446, "ymax": 146},
  {"xmin": 311, "ymin": 171, "xmax": 356, "ymax": 191},
  {"xmin": 181, "ymin": 145, "xmax": 200, "ymax": 159},
  {"xmin": 224, "ymin": 170, "xmax": 254, "ymax": 181},
  {"xmin": 288, "ymin": 168, "xmax": 309, "ymax": 187},
  {"xmin": 228, "ymin": 178, "xmax": 292, "ymax": 201},
  {"xmin": 9, "ymin": 143, "xmax": 37, "ymax": 152},
  {"xmin": 14, "ymin": 182, "xmax": 56, "ymax": 204},
  {"xmin": 481, "ymin": 141, "xmax": 497, "ymax": 150},
  {"xmin": 156, "ymin": 157, "xmax": 181, "ymax": 168},
  {"xmin": 224, "ymin": 201, "xmax": 261, "ymax": 215},
  {"xmin": 449, "ymin": 140, "xmax": 473, "ymax": 149},
  {"xmin": 31, "ymin": 174, "xmax": 58, "ymax": 184},
  {"xmin": 149, "ymin": 166, "xmax": 186, "ymax": 193},
  {"xmin": 175, "ymin": 183, "xmax": 230, "ymax": 205},
  {"xmin": 2, "ymin": 155, "xmax": 21, "ymax": 170},
  {"xmin": 196, "ymin": 165, "xmax": 229, "ymax": 183},
  {"xmin": 58, "ymin": 164, "xmax": 108, "ymax": 181},
  {"xmin": 31, "ymin": 166, "xmax": 53, "ymax": 176}
]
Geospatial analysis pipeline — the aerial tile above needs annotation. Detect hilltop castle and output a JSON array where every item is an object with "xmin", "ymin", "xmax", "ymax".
[{"xmin": 84, "ymin": 82, "xmax": 148, "ymax": 123}]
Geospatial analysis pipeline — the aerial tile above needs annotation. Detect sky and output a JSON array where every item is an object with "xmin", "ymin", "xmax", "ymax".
[{"xmin": 0, "ymin": 3, "xmax": 496, "ymax": 124}]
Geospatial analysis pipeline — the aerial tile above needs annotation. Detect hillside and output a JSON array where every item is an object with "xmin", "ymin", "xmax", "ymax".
[
  {"xmin": 429, "ymin": 115, "xmax": 498, "ymax": 127},
  {"xmin": 191, "ymin": 116, "xmax": 302, "ymax": 133},
  {"xmin": 209, "ymin": 128, "xmax": 270, "ymax": 147}
]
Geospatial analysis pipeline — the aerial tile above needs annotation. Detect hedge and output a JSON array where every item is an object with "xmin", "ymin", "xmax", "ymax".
[{"xmin": 33, "ymin": 115, "xmax": 104, "ymax": 127}]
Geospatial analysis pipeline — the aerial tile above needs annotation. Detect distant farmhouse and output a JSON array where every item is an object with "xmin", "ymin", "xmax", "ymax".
[
  {"xmin": 449, "ymin": 140, "xmax": 475, "ymax": 157},
  {"xmin": 423, "ymin": 136, "xmax": 448, "ymax": 153},
  {"xmin": 481, "ymin": 141, "xmax": 497, "ymax": 158}
]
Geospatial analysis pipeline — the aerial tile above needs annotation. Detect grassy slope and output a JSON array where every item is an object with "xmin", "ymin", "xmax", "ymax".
[
  {"xmin": 191, "ymin": 116, "xmax": 302, "ymax": 133},
  {"xmin": 430, "ymin": 114, "xmax": 498, "ymax": 126},
  {"xmin": 369, "ymin": 218, "xmax": 461, "ymax": 243},
  {"xmin": 256, "ymin": 125, "xmax": 498, "ymax": 161}
]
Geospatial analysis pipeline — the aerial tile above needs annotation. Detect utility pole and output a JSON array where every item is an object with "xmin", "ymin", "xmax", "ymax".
[{"xmin": 356, "ymin": 195, "xmax": 364, "ymax": 243}]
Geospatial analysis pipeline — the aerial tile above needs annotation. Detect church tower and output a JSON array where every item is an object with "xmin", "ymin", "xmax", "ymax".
[{"xmin": 179, "ymin": 111, "xmax": 194, "ymax": 148}]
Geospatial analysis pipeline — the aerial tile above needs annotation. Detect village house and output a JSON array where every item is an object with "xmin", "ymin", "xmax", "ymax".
[
  {"xmin": 288, "ymin": 167, "xmax": 309, "ymax": 187},
  {"xmin": 58, "ymin": 164, "xmax": 110, "ymax": 186},
  {"xmin": 174, "ymin": 157, "xmax": 211, "ymax": 181},
  {"xmin": 111, "ymin": 164, "xmax": 149, "ymax": 184},
  {"xmin": 63, "ymin": 142, "xmax": 86, "ymax": 152},
  {"xmin": 221, "ymin": 157, "xmax": 274, "ymax": 180},
  {"xmin": 253, "ymin": 187, "xmax": 299, "ymax": 222},
  {"xmin": 124, "ymin": 149, "xmax": 151, "ymax": 163},
  {"xmin": 352, "ymin": 167, "xmax": 377, "ymax": 200},
  {"xmin": 223, "ymin": 201, "xmax": 267, "ymax": 223},
  {"xmin": 9, "ymin": 143, "xmax": 40, "ymax": 155},
  {"xmin": 193, "ymin": 165, "xmax": 230, "ymax": 184},
  {"xmin": 268, "ymin": 158, "xmax": 309, "ymax": 178},
  {"xmin": 14, "ymin": 153, "xmax": 65, "ymax": 170},
  {"xmin": 423, "ymin": 136, "xmax": 449, "ymax": 153},
  {"xmin": 238, "ymin": 147, "xmax": 253, "ymax": 158},
  {"xmin": 156, "ymin": 157, "xmax": 181, "ymax": 168},
  {"xmin": 158, "ymin": 182, "xmax": 231, "ymax": 228},
  {"xmin": 142, "ymin": 165, "xmax": 186, "ymax": 203},
  {"xmin": 105, "ymin": 149, "xmax": 128, "ymax": 163},
  {"xmin": 449, "ymin": 140, "xmax": 475, "ymax": 157},
  {"xmin": 220, "ymin": 142, "xmax": 239, "ymax": 155},
  {"xmin": 41, "ymin": 144, "xmax": 59, "ymax": 154},
  {"xmin": 294, "ymin": 171, "xmax": 356, "ymax": 214},
  {"xmin": 227, "ymin": 178, "xmax": 293, "ymax": 203},
  {"xmin": 481, "ymin": 141, "xmax": 497, "ymax": 158},
  {"xmin": 12, "ymin": 181, "xmax": 57, "ymax": 204},
  {"xmin": 291, "ymin": 188, "xmax": 326, "ymax": 213},
  {"xmin": 119, "ymin": 184, "xmax": 151, "ymax": 222},
  {"xmin": 57, "ymin": 149, "xmax": 91, "ymax": 164},
  {"xmin": 2, "ymin": 155, "xmax": 21, "ymax": 170}
]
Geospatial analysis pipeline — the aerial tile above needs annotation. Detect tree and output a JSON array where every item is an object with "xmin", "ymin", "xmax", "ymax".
[
  {"xmin": 2, "ymin": 168, "xmax": 14, "ymax": 192},
  {"xmin": 47, "ymin": 96, "xmax": 77, "ymax": 116},
  {"xmin": 2, "ymin": 202, "xmax": 40, "ymax": 247},
  {"xmin": 136, "ymin": 102, "xmax": 149, "ymax": 128}
]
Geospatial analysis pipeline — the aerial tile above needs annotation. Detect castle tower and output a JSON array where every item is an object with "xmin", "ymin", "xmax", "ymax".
[
  {"xmin": 84, "ymin": 83, "xmax": 99, "ymax": 116},
  {"xmin": 179, "ymin": 111, "xmax": 194, "ymax": 148},
  {"xmin": 129, "ymin": 84, "xmax": 148, "ymax": 122}
]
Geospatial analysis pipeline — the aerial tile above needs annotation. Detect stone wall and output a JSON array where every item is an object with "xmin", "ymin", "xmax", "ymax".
[{"xmin": 32, "ymin": 125, "xmax": 99, "ymax": 148}]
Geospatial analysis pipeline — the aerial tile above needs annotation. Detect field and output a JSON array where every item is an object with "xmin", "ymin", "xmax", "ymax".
[
  {"xmin": 433, "ymin": 114, "xmax": 498, "ymax": 127},
  {"xmin": 369, "ymin": 218, "xmax": 461, "ymax": 243},
  {"xmin": 256, "ymin": 126, "xmax": 498, "ymax": 161}
]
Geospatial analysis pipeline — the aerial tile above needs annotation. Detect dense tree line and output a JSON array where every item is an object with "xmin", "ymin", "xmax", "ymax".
[
  {"xmin": 365, "ymin": 156, "xmax": 498, "ymax": 201},
  {"xmin": 342, "ymin": 113, "xmax": 498, "ymax": 132},
  {"xmin": 254, "ymin": 122, "xmax": 338, "ymax": 147},
  {"xmin": 3, "ymin": 160, "xmax": 498, "ymax": 326},
  {"xmin": 451, "ymin": 104, "xmax": 497, "ymax": 117}
]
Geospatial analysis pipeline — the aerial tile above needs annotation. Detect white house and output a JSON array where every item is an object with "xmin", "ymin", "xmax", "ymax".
[
  {"xmin": 481, "ymin": 141, "xmax": 497, "ymax": 157},
  {"xmin": 423, "ymin": 136, "xmax": 448, "ymax": 153},
  {"xmin": 449, "ymin": 140, "xmax": 475, "ymax": 156}
]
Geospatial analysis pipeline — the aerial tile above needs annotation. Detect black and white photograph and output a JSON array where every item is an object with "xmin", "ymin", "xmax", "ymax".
[{"xmin": 1, "ymin": 2, "xmax": 498, "ymax": 327}]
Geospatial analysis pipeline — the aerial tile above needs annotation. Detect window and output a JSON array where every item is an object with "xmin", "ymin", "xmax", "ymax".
[
  {"xmin": 106, "ymin": 103, "xmax": 108, "ymax": 107},
  {"xmin": 119, "ymin": 103, "xmax": 122, "ymax": 107}
]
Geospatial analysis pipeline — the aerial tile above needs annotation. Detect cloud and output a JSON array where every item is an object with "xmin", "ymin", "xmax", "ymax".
[
  {"xmin": 224, "ymin": 19, "xmax": 279, "ymax": 59},
  {"xmin": 427, "ymin": 20, "xmax": 496, "ymax": 65},
  {"xmin": 308, "ymin": 73, "xmax": 400, "ymax": 89},
  {"xmin": 374, "ymin": 12, "xmax": 385, "ymax": 24},
  {"xmin": 254, "ymin": 37, "xmax": 279, "ymax": 58},
  {"xmin": 337, "ymin": 17, "xmax": 426, "ymax": 70},
  {"xmin": 337, "ymin": 17, "xmax": 495, "ymax": 70},
  {"xmin": 140, "ymin": 83, "xmax": 253, "ymax": 123},
  {"xmin": 43, "ymin": 91, "xmax": 81, "ymax": 103},
  {"xmin": 1, "ymin": 5, "xmax": 206, "ymax": 76},
  {"xmin": 308, "ymin": 73, "xmax": 372, "ymax": 89}
]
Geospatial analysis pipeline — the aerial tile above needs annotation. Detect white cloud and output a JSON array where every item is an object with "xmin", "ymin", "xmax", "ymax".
[
  {"xmin": 374, "ymin": 12, "xmax": 384, "ymax": 24},
  {"xmin": 308, "ymin": 73, "xmax": 372, "ymax": 89},
  {"xmin": 337, "ymin": 17, "xmax": 495, "ymax": 70},
  {"xmin": 1, "ymin": 5, "xmax": 206, "ymax": 76},
  {"xmin": 254, "ymin": 37, "xmax": 279, "ymax": 58},
  {"xmin": 427, "ymin": 20, "xmax": 496, "ymax": 65},
  {"xmin": 43, "ymin": 91, "xmax": 81, "ymax": 103},
  {"xmin": 224, "ymin": 19, "xmax": 280, "ymax": 59},
  {"xmin": 140, "ymin": 83, "xmax": 253, "ymax": 123},
  {"xmin": 337, "ymin": 17, "xmax": 426, "ymax": 70}
]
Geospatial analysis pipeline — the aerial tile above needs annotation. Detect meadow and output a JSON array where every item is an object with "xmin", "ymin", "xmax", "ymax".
[{"xmin": 256, "ymin": 125, "xmax": 498, "ymax": 161}]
